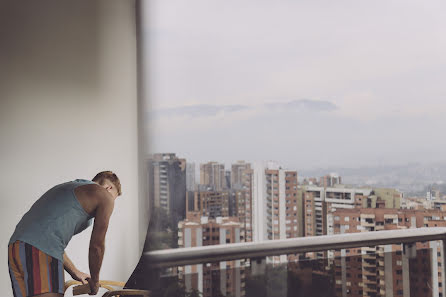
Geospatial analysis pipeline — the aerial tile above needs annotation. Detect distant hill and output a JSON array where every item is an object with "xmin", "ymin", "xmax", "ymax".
[{"xmin": 299, "ymin": 162, "xmax": 446, "ymax": 196}]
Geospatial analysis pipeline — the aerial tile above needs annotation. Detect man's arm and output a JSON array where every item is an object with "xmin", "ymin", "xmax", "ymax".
[
  {"xmin": 88, "ymin": 194, "xmax": 114, "ymax": 288},
  {"xmin": 63, "ymin": 252, "xmax": 90, "ymax": 284}
]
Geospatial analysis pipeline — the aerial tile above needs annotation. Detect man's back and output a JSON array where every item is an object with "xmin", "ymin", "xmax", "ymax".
[
  {"xmin": 8, "ymin": 171, "xmax": 120, "ymax": 297},
  {"xmin": 9, "ymin": 179, "xmax": 95, "ymax": 261}
]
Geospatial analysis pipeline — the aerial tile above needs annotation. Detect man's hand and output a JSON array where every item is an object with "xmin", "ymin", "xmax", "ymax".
[
  {"xmin": 71, "ymin": 270, "xmax": 91, "ymax": 284},
  {"xmin": 64, "ymin": 252, "xmax": 90, "ymax": 284},
  {"xmin": 87, "ymin": 278, "xmax": 100, "ymax": 295}
]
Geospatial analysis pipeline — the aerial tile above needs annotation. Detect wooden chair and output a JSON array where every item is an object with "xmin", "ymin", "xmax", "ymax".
[{"xmin": 64, "ymin": 280, "xmax": 150, "ymax": 297}]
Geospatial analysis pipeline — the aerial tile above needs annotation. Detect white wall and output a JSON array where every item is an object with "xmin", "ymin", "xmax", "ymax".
[{"xmin": 0, "ymin": 1, "xmax": 147, "ymax": 295}]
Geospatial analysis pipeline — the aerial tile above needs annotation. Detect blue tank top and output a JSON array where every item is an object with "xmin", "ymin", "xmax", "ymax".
[{"xmin": 9, "ymin": 179, "xmax": 95, "ymax": 261}]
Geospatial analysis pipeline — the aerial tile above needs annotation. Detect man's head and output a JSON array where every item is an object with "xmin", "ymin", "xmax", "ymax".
[{"xmin": 92, "ymin": 171, "xmax": 121, "ymax": 199}]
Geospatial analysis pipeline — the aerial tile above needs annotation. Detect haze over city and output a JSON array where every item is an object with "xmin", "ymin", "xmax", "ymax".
[{"xmin": 144, "ymin": 0, "xmax": 446, "ymax": 171}]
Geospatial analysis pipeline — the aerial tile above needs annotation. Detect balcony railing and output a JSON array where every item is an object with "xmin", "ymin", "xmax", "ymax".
[
  {"xmin": 142, "ymin": 228, "xmax": 446, "ymax": 297},
  {"xmin": 144, "ymin": 227, "xmax": 446, "ymax": 268}
]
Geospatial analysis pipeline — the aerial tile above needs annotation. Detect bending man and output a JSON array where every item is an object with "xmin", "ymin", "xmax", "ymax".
[{"xmin": 8, "ymin": 171, "xmax": 121, "ymax": 297}]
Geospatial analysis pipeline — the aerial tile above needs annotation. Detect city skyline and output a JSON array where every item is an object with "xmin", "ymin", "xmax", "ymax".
[
  {"xmin": 146, "ymin": 153, "xmax": 446, "ymax": 196},
  {"xmin": 144, "ymin": 0, "xmax": 446, "ymax": 169},
  {"xmin": 146, "ymin": 153, "xmax": 446, "ymax": 297}
]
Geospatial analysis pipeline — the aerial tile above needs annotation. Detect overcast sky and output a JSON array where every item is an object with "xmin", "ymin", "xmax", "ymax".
[{"xmin": 143, "ymin": 0, "xmax": 446, "ymax": 170}]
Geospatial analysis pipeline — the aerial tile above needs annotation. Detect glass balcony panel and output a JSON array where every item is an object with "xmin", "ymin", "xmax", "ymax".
[{"xmin": 141, "ymin": 241, "xmax": 441, "ymax": 297}]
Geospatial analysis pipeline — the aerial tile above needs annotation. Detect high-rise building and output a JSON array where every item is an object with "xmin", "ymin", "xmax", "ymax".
[
  {"xmin": 200, "ymin": 161, "xmax": 226, "ymax": 191},
  {"xmin": 186, "ymin": 190, "xmax": 231, "ymax": 219},
  {"xmin": 302, "ymin": 186, "xmax": 401, "ymax": 259},
  {"xmin": 229, "ymin": 162, "xmax": 254, "ymax": 242},
  {"xmin": 149, "ymin": 153, "xmax": 186, "ymax": 222},
  {"xmin": 186, "ymin": 163, "xmax": 196, "ymax": 191},
  {"xmin": 227, "ymin": 165, "xmax": 253, "ymax": 243},
  {"xmin": 186, "ymin": 189, "xmax": 250, "ymax": 242},
  {"xmin": 231, "ymin": 161, "xmax": 252, "ymax": 190},
  {"xmin": 331, "ymin": 208, "xmax": 446, "ymax": 297},
  {"xmin": 251, "ymin": 162, "xmax": 299, "ymax": 245},
  {"xmin": 303, "ymin": 186, "xmax": 402, "ymax": 236},
  {"xmin": 178, "ymin": 216, "xmax": 244, "ymax": 297},
  {"xmin": 320, "ymin": 173, "xmax": 342, "ymax": 187},
  {"xmin": 235, "ymin": 188, "xmax": 253, "ymax": 243},
  {"xmin": 302, "ymin": 177, "xmax": 319, "ymax": 186},
  {"xmin": 225, "ymin": 170, "xmax": 231, "ymax": 189}
]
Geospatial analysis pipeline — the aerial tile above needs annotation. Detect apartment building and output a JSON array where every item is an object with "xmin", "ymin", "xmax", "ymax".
[
  {"xmin": 302, "ymin": 186, "xmax": 402, "ymax": 236},
  {"xmin": 200, "ymin": 161, "xmax": 226, "ymax": 191},
  {"xmin": 303, "ymin": 186, "xmax": 401, "ymax": 259},
  {"xmin": 320, "ymin": 173, "xmax": 342, "ymax": 187},
  {"xmin": 251, "ymin": 163, "xmax": 299, "ymax": 242},
  {"xmin": 231, "ymin": 161, "xmax": 252, "ymax": 190},
  {"xmin": 191, "ymin": 161, "xmax": 299, "ymax": 246},
  {"xmin": 186, "ymin": 162, "xmax": 196, "ymax": 191},
  {"xmin": 149, "ymin": 153, "xmax": 186, "ymax": 221},
  {"xmin": 237, "ymin": 165, "xmax": 254, "ymax": 243},
  {"xmin": 186, "ymin": 190, "xmax": 231, "ymax": 219},
  {"xmin": 225, "ymin": 170, "xmax": 232, "ymax": 189},
  {"xmin": 250, "ymin": 162, "xmax": 300, "ymax": 263},
  {"xmin": 331, "ymin": 208, "xmax": 446, "ymax": 297},
  {"xmin": 178, "ymin": 216, "xmax": 244, "ymax": 297},
  {"xmin": 186, "ymin": 188, "xmax": 253, "ymax": 242}
]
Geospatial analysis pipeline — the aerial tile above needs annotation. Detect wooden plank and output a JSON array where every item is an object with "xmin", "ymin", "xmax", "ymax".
[{"xmin": 73, "ymin": 283, "xmax": 99, "ymax": 296}]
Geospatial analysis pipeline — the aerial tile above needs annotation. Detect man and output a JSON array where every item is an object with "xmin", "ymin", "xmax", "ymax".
[{"xmin": 8, "ymin": 171, "xmax": 121, "ymax": 297}]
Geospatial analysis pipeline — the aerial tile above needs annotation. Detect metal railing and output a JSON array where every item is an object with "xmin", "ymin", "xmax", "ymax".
[{"xmin": 144, "ymin": 227, "xmax": 446, "ymax": 268}]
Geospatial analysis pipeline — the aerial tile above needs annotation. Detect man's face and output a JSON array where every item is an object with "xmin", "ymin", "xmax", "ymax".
[{"xmin": 101, "ymin": 179, "xmax": 119, "ymax": 200}]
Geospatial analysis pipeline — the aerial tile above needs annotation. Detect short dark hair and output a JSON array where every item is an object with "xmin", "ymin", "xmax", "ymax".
[{"xmin": 92, "ymin": 171, "xmax": 122, "ymax": 196}]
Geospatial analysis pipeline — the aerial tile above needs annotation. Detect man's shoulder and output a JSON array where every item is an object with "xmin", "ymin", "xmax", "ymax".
[
  {"xmin": 74, "ymin": 183, "xmax": 113, "ymax": 215},
  {"xmin": 74, "ymin": 183, "xmax": 109, "ymax": 202},
  {"xmin": 76, "ymin": 183, "xmax": 101, "ymax": 193}
]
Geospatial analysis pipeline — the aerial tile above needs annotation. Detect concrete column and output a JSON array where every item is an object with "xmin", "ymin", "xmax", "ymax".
[
  {"xmin": 384, "ymin": 245, "xmax": 394, "ymax": 297},
  {"xmin": 430, "ymin": 241, "xmax": 439, "ymax": 297},
  {"xmin": 402, "ymin": 243, "xmax": 415, "ymax": 297}
]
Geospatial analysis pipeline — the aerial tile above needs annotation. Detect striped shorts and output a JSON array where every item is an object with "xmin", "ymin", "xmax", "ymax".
[{"xmin": 8, "ymin": 241, "xmax": 64, "ymax": 297}]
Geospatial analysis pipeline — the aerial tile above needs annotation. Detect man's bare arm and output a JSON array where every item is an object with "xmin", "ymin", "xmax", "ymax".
[
  {"xmin": 63, "ymin": 252, "xmax": 77, "ymax": 275},
  {"xmin": 89, "ymin": 194, "xmax": 114, "ymax": 283},
  {"xmin": 64, "ymin": 252, "xmax": 90, "ymax": 284}
]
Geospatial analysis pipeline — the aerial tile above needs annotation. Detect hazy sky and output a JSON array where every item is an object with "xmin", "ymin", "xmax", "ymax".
[{"xmin": 144, "ymin": 0, "xmax": 446, "ymax": 170}]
